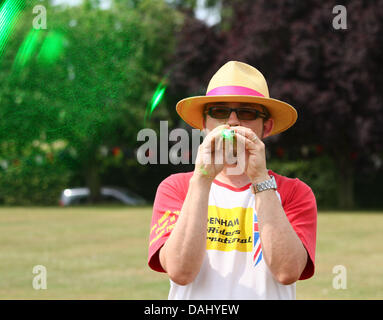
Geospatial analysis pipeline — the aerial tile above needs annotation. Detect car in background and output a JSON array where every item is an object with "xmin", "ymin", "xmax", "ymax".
[{"xmin": 59, "ymin": 187, "xmax": 147, "ymax": 206}]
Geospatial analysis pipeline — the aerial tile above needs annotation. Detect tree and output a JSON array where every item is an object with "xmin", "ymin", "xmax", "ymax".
[
  {"xmin": 0, "ymin": 0, "xmax": 180, "ymax": 203},
  {"xmin": 167, "ymin": 0, "xmax": 383, "ymax": 208}
]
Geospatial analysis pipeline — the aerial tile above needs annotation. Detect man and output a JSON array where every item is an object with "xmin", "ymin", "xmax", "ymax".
[{"xmin": 148, "ymin": 61, "xmax": 317, "ymax": 300}]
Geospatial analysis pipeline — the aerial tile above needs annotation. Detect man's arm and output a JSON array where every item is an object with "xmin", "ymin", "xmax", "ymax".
[
  {"xmin": 235, "ymin": 126, "xmax": 309, "ymax": 285},
  {"xmin": 159, "ymin": 125, "xmax": 229, "ymax": 285},
  {"xmin": 253, "ymin": 182, "xmax": 308, "ymax": 285},
  {"xmin": 159, "ymin": 174, "xmax": 212, "ymax": 285}
]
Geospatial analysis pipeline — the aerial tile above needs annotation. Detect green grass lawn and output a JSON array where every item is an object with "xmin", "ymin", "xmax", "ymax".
[{"xmin": 0, "ymin": 207, "xmax": 382, "ymax": 299}]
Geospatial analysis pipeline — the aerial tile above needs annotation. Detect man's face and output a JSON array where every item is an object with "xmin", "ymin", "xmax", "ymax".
[{"xmin": 203, "ymin": 102, "xmax": 274, "ymax": 139}]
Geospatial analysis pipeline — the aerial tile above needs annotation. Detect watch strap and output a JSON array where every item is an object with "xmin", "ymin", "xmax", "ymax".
[{"xmin": 251, "ymin": 175, "xmax": 277, "ymax": 194}]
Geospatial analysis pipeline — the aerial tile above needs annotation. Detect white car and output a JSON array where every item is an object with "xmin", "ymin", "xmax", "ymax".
[{"xmin": 59, "ymin": 187, "xmax": 147, "ymax": 206}]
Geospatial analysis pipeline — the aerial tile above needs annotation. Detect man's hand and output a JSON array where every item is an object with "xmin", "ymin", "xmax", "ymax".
[
  {"xmin": 232, "ymin": 126, "xmax": 270, "ymax": 183},
  {"xmin": 194, "ymin": 124, "xmax": 231, "ymax": 181}
]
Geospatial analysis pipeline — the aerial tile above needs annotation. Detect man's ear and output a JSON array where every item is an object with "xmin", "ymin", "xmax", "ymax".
[
  {"xmin": 202, "ymin": 117, "xmax": 206, "ymax": 129},
  {"xmin": 262, "ymin": 118, "xmax": 274, "ymax": 138}
]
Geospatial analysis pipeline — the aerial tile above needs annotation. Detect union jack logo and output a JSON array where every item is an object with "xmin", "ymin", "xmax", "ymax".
[{"xmin": 253, "ymin": 212, "xmax": 262, "ymax": 267}]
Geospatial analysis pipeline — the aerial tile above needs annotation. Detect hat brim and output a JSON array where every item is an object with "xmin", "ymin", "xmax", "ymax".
[{"xmin": 176, "ymin": 95, "xmax": 297, "ymax": 136}]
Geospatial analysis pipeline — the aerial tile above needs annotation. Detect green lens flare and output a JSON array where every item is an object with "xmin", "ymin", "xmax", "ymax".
[
  {"xmin": 144, "ymin": 81, "xmax": 167, "ymax": 126},
  {"xmin": 13, "ymin": 29, "xmax": 66, "ymax": 71},
  {"xmin": 0, "ymin": 0, "xmax": 25, "ymax": 59},
  {"xmin": 37, "ymin": 30, "xmax": 66, "ymax": 65},
  {"xmin": 13, "ymin": 29, "xmax": 41, "ymax": 70},
  {"xmin": 150, "ymin": 87, "xmax": 166, "ymax": 113}
]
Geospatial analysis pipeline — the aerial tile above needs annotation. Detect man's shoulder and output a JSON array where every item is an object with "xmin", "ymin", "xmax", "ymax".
[
  {"xmin": 269, "ymin": 169, "xmax": 314, "ymax": 197},
  {"xmin": 161, "ymin": 171, "xmax": 194, "ymax": 185},
  {"xmin": 155, "ymin": 171, "xmax": 194, "ymax": 203},
  {"xmin": 158, "ymin": 171, "xmax": 194, "ymax": 192},
  {"xmin": 269, "ymin": 170, "xmax": 316, "ymax": 216}
]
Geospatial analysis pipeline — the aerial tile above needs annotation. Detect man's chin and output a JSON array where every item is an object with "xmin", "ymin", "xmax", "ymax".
[
  {"xmin": 225, "ymin": 162, "xmax": 238, "ymax": 167},
  {"xmin": 222, "ymin": 162, "xmax": 246, "ymax": 176}
]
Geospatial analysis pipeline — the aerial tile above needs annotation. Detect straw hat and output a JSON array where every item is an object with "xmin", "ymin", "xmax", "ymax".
[{"xmin": 175, "ymin": 61, "xmax": 297, "ymax": 136}]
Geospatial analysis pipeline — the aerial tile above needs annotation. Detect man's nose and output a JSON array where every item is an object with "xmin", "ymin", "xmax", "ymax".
[{"xmin": 226, "ymin": 109, "xmax": 240, "ymax": 126}]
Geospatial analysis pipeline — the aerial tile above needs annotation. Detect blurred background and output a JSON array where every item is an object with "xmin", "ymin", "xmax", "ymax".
[{"xmin": 0, "ymin": 0, "xmax": 382, "ymax": 299}]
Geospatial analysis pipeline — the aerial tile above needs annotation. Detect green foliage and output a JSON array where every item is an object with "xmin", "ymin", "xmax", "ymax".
[
  {"xmin": 0, "ymin": 0, "xmax": 181, "ymax": 204},
  {"xmin": 0, "ymin": 141, "xmax": 73, "ymax": 205},
  {"xmin": 268, "ymin": 155, "xmax": 338, "ymax": 209},
  {"xmin": 1, "ymin": 0, "xmax": 179, "ymax": 146}
]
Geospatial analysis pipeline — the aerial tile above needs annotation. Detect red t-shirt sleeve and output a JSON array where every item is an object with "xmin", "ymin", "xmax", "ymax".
[
  {"xmin": 273, "ymin": 172, "xmax": 318, "ymax": 280},
  {"xmin": 147, "ymin": 172, "xmax": 192, "ymax": 273}
]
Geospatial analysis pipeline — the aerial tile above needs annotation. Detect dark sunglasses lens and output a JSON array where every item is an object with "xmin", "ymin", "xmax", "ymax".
[
  {"xmin": 209, "ymin": 107, "xmax": 231, "ymax": 119},
  {"xmin": 237, "ymin": 109, "xmax": 258, "ymax": 120}
]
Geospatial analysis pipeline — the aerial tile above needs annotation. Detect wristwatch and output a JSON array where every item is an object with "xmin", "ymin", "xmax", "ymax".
[{"xmin": 251, "ymin": 175, "xmax": 277, "ymax": 194}]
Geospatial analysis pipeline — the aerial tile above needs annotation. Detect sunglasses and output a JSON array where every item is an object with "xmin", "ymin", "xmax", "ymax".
[{"xmin": 204, "ymin": 105, "xmax": 269, "ymax": 121}]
